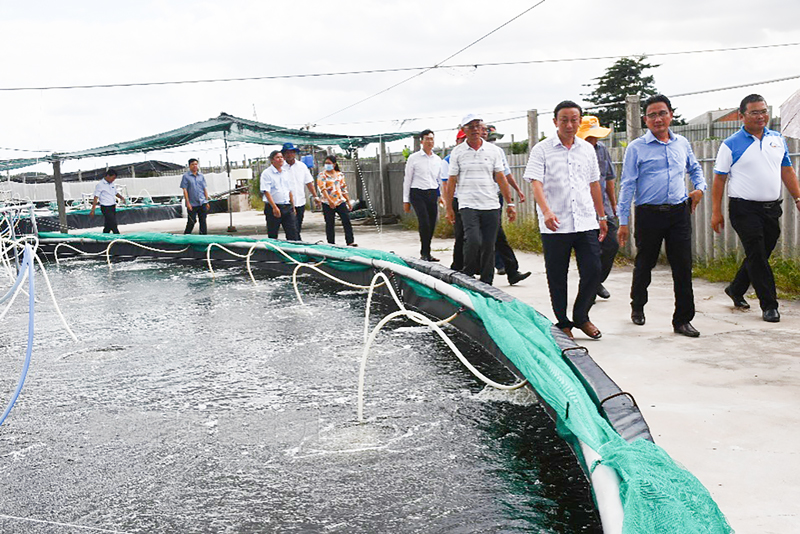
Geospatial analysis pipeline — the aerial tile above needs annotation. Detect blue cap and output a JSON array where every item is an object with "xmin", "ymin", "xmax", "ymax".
[{"xmin": 281, "ymin": 142, "xmax": 300, "ymax": 152}]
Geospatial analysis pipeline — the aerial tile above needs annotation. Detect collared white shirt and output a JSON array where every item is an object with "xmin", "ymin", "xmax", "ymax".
[
  {"xmin": 523, "ymin": 135, "xmax": 601, "ymax": 234},
  {"xmin": 714, "ymin": 126, "xmax": 791, "ymax": 201},
  {"xmin": 285, "ymin": 160, "xmax": 314, "ymax": 207},
  {"xmin": 93, "ymin": 178, "xmax": 118, "ymax": 206},
  {"xmin": 403, "ymin": 149, "xmax": 442, "ymax": 203},
  {"xmin": 260, "ymin": 165, "xmax": 293, "ymax": 205},
  {"xmin": 448, "ymin": 140, "xmax": 504, "ymax": 210}
]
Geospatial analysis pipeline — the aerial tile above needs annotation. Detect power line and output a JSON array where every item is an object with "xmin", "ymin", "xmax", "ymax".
[
  {"xmin": 312, "ymin": 0, "xmax": 549, "ymax": 123},
  {"xmin": 0, "ymin": 41, "xmax": 796, "ymax": 93}
]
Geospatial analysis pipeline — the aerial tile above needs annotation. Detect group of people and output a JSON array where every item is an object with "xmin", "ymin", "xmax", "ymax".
[
  {"xmin": 93, "ymin": 92, "xmax": 798, "ymax": 339},
  {"xmin": 524, "ymin": 92, "xmax": 798, "ymax": 340},
  {"xmin": 403, "ymin": 121, "xmax": 532, "ymax": 286},
  {"xmin": 404, "ymin": 92, "xmax": 798, "ymax": 340},
  {"xmin": 258, "ymin": 144, "xmax": 356, "ymax": 246}
]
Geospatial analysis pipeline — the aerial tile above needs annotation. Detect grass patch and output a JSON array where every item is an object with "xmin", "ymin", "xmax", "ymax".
[
  {"xmin": 503, "ymin": 216, "xmax": 543, "ymax": 254},
  {"xmin": 400, "ymin": 213, "xmax": 455, "ymax": 239},
  {"xmin": 693, "ymin": 253, "xmax": 800, "ymax": 300}
]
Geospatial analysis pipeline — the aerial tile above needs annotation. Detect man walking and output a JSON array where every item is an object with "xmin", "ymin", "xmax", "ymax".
[
  {"xmin": 524, "ymin": 100, "xmax": 607, "ymax": 340},
  {"xmin": 576, "ymin": 116, "xmax": 619, "ymax": 300},
  {"xmin": 403, "ymin": 129, "xmax": 443, "ymax": 262},
  {"xmin": 181, "ymin": 158, "xmax": 210, "ymax": 235},
  {"xmin": 618, "ymin": 94, "xmax": 706, "ymax": 337},
  {"xmin": 445, "ymin": 114, "xmax": 516, "ymax": 285},
  {"xmin": 89, "ymin": 168, "xmax": 126, "ymax": 234},
  {"xmin": 282, "ymin": 142, "xmax": 316, "ymax": 240},
  {"xmin": 484, "ymin": 125, "xmax": 531, "ymax": 285},
  {"xmin": 260, "ymin": 150, "xmax": 299, "ymax": 241},
  {"xmin": 711, "ymin": 94, "xmax": 800, "ymax": 322}
]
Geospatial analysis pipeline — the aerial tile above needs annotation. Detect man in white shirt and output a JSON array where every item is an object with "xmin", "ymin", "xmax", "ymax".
[
  {"xmin": 403, "ymin": 129, "xmax": 443, "ymax": 261},
  {"xmin": 260, "ymin": 150, "xmax": 299, "ymax": 241},
  {"xmin": 90, "ymin": 168, "xmax": 126, "ymax": 234},
  {"xmin": 281, "ymin": 143, "xmax": 317, "ymax": 241},
  {"xmin": 445, "ymin": 113, "xmax": 516, "ymax": 285},
  {"xmin": 524, "ymin": 100, "xmax": 607, "ymax": 340},
  {"xmin": 711, "ymin": 93, "xmax": 800, "ymax": 322}
]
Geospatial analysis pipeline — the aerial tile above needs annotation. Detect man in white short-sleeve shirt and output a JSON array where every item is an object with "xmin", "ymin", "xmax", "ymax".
[
  {"xmin": 444, "ymin": 114, "xmax": 516, "ymax": 285},
  {"xmin": 711, "ymin": 93, "xmax": 800, "ymax": 322},
  {"xmin": 90, "ymin": 168, "xmax": 126, "ymax": 234},
  {"xmin": 523, "ymin": 100, "xmax": 607, "ymax": 340},
  {"xmin": 281, "ymin": 142, "xmax": 317, "ymax": 241}
]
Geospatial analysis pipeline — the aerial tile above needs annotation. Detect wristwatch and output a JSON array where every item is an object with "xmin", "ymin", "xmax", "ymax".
[{"xmin": 598, "ymin": 215, "xmax": 608, "ymax": 221}]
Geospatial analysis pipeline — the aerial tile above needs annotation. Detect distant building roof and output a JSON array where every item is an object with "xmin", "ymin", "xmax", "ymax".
[
  {"xmin": 11, "ymin": 160, "xmax": 185, "ymax": 183},
  {"xmin": 687, "ymin": 108, "xmax": 739, "ymax": 125}
]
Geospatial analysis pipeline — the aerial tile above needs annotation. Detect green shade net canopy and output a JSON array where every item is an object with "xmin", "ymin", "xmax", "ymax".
[{"xmin": 0, "ymin": 113, "xmax": 418, "ymax": 172}]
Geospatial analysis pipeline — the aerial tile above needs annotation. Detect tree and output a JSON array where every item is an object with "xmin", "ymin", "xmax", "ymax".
[{"xmin": 583, "ymin": 56, "xmax": 659, "ymax": 131}]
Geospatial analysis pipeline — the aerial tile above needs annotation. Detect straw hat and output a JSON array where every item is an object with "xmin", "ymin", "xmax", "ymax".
[{"xmin": 576, "ymin": 116, "xmax": 611, "ymax": 139}]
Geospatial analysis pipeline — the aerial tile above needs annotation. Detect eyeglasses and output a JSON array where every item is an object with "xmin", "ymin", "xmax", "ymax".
[
  {"xmin": 645, "ymin": 110, "xmax": 670, "ymax": 120},
  {"xmin": 745, "ymin": 109, "xmax": 769, "ymax": 116}
]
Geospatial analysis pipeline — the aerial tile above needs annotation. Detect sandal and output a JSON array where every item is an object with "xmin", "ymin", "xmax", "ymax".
[
  {"xmin": 576, "ymin": 321, "xmax": 602, "ymax": 340},
  {"xmin": 560, "ymin": 327, "xmax": 574, "ymax": 339}
]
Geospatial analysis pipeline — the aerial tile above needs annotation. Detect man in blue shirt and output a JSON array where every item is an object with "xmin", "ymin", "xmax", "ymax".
[
  {"xmin": 260, "ymin": 150, "xmax": 299, "ymax": 241},
  {"xmin": 618, "ymin": 95, "xmax": 706, "ymax": 337},
  {"xmin": 711, "ymin": 94, "xmax": 800, "ymax": 322},
  {"xmin": 180, "ymin": 158, "xmax": 210, "ymax": 235}
]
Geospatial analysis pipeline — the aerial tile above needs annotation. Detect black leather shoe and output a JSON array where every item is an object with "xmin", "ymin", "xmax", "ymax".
[
  {"xmin": 631, "ymin": 310, "xmax": 645, "ymax": 326},
  {"xmin": 421, "ymin": 255, "xmax": 440, "ymax": 262},
  {"xmin": 724, "ymin": 286, "xmax": 750, "ymax": 309},
  {"xmin": 763, "ymin": 308, "xmax": 780, "ymax": 323},
  {"xmin": 597, "ymin": 284, "xmax": 611, "ymax": 299},
  {"xmin": 508, "ymin": 271, "xmax": 531, "ymax": 285},
  {"xmin": 673, "ymin": 322, "xmax": 700, "ymax": 337}
]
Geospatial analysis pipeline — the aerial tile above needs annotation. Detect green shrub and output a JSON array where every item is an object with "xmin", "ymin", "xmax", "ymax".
[{"xmin": 694, "ymin": 253, "xmax": 800, "ymax": 300}]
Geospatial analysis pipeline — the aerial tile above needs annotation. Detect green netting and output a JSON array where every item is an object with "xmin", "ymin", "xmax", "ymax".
[
  {"xmin": 42, "ymin": 232, "xmax": 733, "ymax": 533},
  {"xmin": 0, "ymin": 113, "xmax": 418, "ymax": 172},
  {"xmin": 469, "ymin": 295, "xmax": 733, "ymax": 534}
]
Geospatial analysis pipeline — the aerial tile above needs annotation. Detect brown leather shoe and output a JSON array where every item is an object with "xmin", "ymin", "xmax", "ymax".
[
  {"xmin": 560, "ymin": 327, "xmax": 574, "ymax": 339},
  {"xmin": 576, "ymin": 321, "xmax": 602, "ymax": 339}
]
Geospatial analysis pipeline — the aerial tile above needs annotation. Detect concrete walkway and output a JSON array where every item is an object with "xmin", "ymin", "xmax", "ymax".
[{"xmin": 93, "ymin": 209, "xmax": 798, "ymax": 533}]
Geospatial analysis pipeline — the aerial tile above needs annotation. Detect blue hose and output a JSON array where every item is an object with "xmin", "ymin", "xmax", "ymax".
[{"xmin": 0, "ymin": 245, "xmax": 34, "ymax": 427}]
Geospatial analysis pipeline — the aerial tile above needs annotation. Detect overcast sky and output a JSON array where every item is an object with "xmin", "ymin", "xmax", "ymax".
[{"xmin": 2, "ymin": 0, "xmax": 799, "ymax": 174}]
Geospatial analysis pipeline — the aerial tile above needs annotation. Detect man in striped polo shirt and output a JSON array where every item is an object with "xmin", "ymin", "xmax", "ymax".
[
  {"xmin": 444, "ymin": 114, "xmax": 516, "ymax": 285},
  {"xmin": 711, "ymin": 94, "xmax": 800, "ymax": 322}
]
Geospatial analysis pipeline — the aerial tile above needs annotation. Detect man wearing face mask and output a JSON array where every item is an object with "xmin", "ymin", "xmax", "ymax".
[
  {"xmin": 403, "ymin": 129, "xmax": 443, "ymax": 262},
  {"xmin": 260, "ymin": 150, "xmax": 299, "ymax": 241}
]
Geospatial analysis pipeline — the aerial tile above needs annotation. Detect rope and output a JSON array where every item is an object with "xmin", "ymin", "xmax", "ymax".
[
  {"xmin": 357, "ymin": 271, "xmax": 527, "ymax": 422},
  {"xmin": 352, "ymin": 151, "xmax": 382, "ymax": 235},
  {"xmin": 104, "ymin": 239, "xmax": 191, "ymax": 268}
]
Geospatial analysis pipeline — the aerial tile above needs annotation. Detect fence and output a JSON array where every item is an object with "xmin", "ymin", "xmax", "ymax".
[{"xmin": 506, "ymin": 139, "xmax": 800, "ymax": 262}]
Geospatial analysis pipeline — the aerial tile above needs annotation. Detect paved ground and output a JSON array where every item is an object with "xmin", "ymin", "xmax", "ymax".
[{"xmin": 89, "ymin": 209, "xmax": 799, "ymax": 533}]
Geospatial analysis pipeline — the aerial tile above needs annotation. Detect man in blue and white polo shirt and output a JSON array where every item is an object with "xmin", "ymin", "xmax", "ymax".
[
  {"xmin": 444, "ymin": 113, "xmax": 516, "ymax": 285},
  {"xmin": 711, "ymin": 93, "xmax": 800, "ymax": 323}
]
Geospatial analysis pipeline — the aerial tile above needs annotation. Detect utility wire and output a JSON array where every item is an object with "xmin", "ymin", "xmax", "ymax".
[
  {"xmin": 0, "ymin": 41, "xmax": 796, "ymax": 93},
  {"xmin": 313, "ymin": 0, "xmax": 549, "ymax": 122}
]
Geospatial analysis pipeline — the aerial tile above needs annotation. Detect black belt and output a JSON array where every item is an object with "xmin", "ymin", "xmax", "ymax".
[
  {"xmin": 638, "ymin": 200, "xmax": 688, "ymax": 212},
  {"xmin": 729, "ymin": 197, "xmax": 781, "ymax": 209}
]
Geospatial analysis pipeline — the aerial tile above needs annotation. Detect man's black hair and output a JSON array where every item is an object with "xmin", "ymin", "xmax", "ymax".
[
  {"xmin": 188, "ymin": 158, "xmax": 199, "ymax": 166},
  {"xmin": 553, "ymin": 100, "xmax": 582, "ymax": 117},
  {"xmin": 269, "ymin": 150, "xmax": 281, "ymax": 161},
  {"xmin": 739, "ymin": 94, "xmax": 766, "ymax": 114},
  {"xmin": 419, "ymin": 129, "xmax": 434, "ymax": 139},
  {"xmin": 643, "ymin": 94, "xmax": 673, "ymax": 113},
  {"xmin": 105, "ymin": 168, "xmax": 117, "ymax": 177}
]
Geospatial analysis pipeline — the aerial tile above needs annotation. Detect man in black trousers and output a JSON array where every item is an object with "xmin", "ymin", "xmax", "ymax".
[{"xmin": 711, "ymin": 94, "xmax": 800, "ymax": 322}]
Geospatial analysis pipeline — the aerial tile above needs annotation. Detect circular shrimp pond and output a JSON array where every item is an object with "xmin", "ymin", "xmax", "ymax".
[{"xmin": 0, "ymin": 259, "xmax": 601, "ymax": 533}]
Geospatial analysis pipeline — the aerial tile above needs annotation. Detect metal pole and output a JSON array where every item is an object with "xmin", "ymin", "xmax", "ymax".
[
  {"xmin": 224, "ymin": 132, "xmax": 236, "ymax": 233},
  {"xmin": 53, "ymin": 157, "xmax": 68, "ymax": 234}
]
